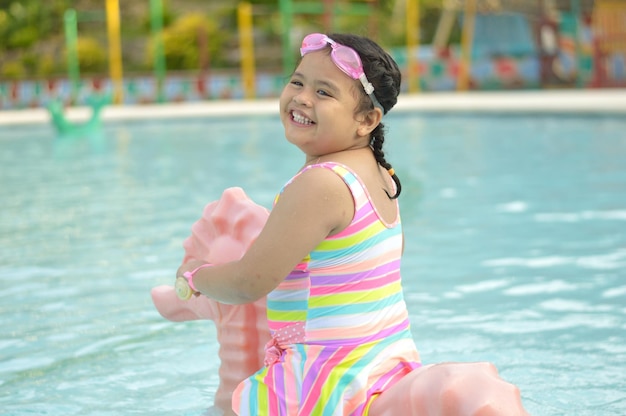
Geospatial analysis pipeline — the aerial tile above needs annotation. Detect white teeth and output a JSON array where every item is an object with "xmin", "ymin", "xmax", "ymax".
[{"xmin": 292, "ymin": 112, "xmax": 313, "ymax": 125}]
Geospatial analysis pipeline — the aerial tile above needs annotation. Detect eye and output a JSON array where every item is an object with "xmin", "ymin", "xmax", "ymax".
[
  {"xmin": 316, "ymin": 89, "xmax": 332, "ymax": 97},
  {"xmin": 290, "ymin": 79, "xmax": 303, "ymax": 87}
]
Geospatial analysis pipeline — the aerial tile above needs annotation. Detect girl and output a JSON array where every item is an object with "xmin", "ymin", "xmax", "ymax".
[{"xmin": 176, "ymin": 33, "xmax": 526, "ymax": 416}]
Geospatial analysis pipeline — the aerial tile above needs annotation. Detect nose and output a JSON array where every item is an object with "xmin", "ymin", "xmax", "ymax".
[{"xmin": 292, "ymin": 88, "xmax": 313, "ymax": 107}]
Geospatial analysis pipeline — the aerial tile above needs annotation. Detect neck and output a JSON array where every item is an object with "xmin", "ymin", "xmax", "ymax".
[{"xmin": 303, "ymin": 147, "xmax": 374, "ymax": 167}]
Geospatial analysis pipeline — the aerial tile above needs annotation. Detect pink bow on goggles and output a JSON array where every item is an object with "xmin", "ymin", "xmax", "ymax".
[{"xmin": 300, "ymin": 33, "xmax": 384, "ymax": 113}]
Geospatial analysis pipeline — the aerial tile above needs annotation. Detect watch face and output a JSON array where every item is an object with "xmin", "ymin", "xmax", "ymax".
[{"xmin": 175, "ymin": 276, "xmax": 193, "ymax": 300}]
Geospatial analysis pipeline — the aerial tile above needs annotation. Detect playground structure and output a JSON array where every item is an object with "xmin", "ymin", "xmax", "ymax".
[
  {"xmin": 414, "ymin": 0, "xmax": 607, "ymax": 90},
  {"xmin": 590, "ymin": 0, "xmax": 626, "ymax": 87},
  {"xmin": 0, "ymin": 0, "xmax": 625, "ymax": 110}
]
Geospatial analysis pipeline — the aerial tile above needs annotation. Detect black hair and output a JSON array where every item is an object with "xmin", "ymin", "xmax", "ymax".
[{"xmin": 328, "ymin": 33, "xmax": 402, "ymax": 199}]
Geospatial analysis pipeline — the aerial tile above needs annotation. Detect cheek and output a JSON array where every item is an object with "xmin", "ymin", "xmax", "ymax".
[
  {"xmin": 278, "ymin": 89, "xmax": 289, "ymax": 111},
  {"xmin": 279, "ymin": 81, "xmax": 295, "ymax": 101}
]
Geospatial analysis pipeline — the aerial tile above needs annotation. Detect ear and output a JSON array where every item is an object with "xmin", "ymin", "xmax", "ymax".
[{"xmin": 357, "ymin": 107, "xmax": 383, "ymax": 138}]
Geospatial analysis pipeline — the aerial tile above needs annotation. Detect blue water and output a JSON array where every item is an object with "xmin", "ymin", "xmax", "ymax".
[{"xmin": 1, "ymin": 108, "xmax": 625, "ymax": 415}]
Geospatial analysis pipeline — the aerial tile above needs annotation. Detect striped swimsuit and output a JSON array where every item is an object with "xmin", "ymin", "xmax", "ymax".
[{"xmin": 232, "ymin": 162, "xmax": 421, "ymax": 415}]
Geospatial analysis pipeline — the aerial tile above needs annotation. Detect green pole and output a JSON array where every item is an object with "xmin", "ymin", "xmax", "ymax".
[
  {"xmin": 279, "ymin": 0, "xmax": 294, "ymax": 77},
  {"xmin": 64, "ymin": 9, "xmax": 80, "ymax": 104},
  {"xmin": 150, "ymin": 0, "xmax": 166, "ymax": 103}
]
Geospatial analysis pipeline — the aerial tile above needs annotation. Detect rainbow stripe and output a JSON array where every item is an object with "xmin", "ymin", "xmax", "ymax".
[{"xmin": 233, "ymin": 163, "xmax": 420, "ymax": 415}]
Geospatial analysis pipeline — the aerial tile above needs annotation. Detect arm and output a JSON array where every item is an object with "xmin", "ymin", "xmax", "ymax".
[{"xmin": 177, "ymin": 167, "xmax": 354, "ymax": 304}]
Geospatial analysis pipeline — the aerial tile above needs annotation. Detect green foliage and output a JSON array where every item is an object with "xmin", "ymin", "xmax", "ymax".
[
  {"xmin": 0, "ymin": 0, "xmax": 454, "ymax": 79},
  {"xmin": 147, "ymin": 12, "xmax": 227, "ymax": 70},
  {"xmin": 36, "ymin": 54, "xmax": 57, "ymax": 77},
  {"xmin": 7, "ymin": 25, "xmax": 39, "ymax": 49},
  {"xmin": 0, "ymin": 1, "xmax": 66, "ymax": 49},
  {"xmin": 0, "ymin": 0, "xmax": 69, "ymax": 78},
  {"xmin": 1, "ymin": 60, "xmax": 25, "ymax": 79},
  {"xmin": 20, "ymin": 51, "xmax": 39, "ymax": 73},
  {"xmin": 75, "ymin": 37, "xmax": 107, "ymax": 73}
]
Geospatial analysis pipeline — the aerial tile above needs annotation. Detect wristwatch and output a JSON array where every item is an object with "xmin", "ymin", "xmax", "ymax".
[
  {"xmin": 175, "ymin": 263, "xmax": 212, "ymax": 300},
  {"xmin": 175, "ymin": 272, "xmax": 196, "ymax": 300}
]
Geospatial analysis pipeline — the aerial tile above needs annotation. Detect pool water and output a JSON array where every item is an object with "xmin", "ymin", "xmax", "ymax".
[{"xmin": 1, "ymin": 110, "xmax": 625, "ymax": 415}]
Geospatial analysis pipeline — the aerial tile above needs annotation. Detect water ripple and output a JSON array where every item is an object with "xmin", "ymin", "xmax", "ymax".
[
  {"xmin": 483, "ymin": 249, "xmax": 626, "ymax": 270},
  {"xmin": 535, "ymin": 210, "xmax": 626, "ymax": 222},
  {"xmin": 504, "ymin": 280, "xmax": 578, "ymax": 295}
]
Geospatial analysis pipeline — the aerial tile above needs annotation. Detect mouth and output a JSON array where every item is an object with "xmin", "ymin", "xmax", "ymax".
[{"xmin": 290, "ymin": 110, "xmax": 315, "ymax": 126}]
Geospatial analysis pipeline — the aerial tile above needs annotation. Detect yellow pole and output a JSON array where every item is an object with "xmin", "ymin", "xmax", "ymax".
[
  {"xmin": 457, "ymin": 0, "xmax": 476, "ymax": 91},
  {"xmin": 406, "ymin": 0, "xmax": 420, "ymax": 93},
  {"xmin": 106, "ymin": 0, "xmax": 123, "ymax": 104},
  {"xmin": 238, "ymin": 2, "xmax": 256, "ymax": 99}
]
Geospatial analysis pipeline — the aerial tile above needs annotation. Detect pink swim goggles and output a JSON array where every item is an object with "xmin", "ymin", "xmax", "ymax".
[{"xmin": 300, "ymin": 33, "xmax": 384, "ymax": 112}]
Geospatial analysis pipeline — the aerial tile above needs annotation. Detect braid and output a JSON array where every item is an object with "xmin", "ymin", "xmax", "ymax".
[
  {"xmin": 371, "ymin": 123, "xmax": 401, "ymax": 199},
  {"xmin": 328, "ymin": 33, "xmax": 403, "ymax": 199}
]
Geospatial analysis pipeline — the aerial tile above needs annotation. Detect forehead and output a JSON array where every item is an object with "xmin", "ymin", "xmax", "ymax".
[{"xmin": 296, "ymin": 51, "xmax": 356, "ymax": 88}]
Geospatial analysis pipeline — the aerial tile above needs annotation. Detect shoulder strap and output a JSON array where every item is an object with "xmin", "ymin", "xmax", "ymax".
[{"xmin": 274, "ymin": 162, "xmax": 358, "ymax": 205}]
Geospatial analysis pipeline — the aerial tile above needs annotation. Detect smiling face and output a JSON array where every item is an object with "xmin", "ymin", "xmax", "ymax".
[{"xmin": 279, "ymin": 50, "xmax": 378, "ymax": 161}]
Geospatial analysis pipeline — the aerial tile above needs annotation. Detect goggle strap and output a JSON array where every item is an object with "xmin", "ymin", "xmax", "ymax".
[
  {"xmin": 369, "ymin": 93, "xmax": 384, "ymax": 113},
  {"xmin": 359, "ymin": 74, "xmax": 375, "ymax": 95},
  {"xmin": 359, "ymin": 74, "xmax": 385, "ymax": 113}
]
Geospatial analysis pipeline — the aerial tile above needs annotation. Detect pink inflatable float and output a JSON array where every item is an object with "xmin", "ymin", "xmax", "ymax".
[
  {"xmin": 151, "ymin": 188, "xmax": 270, "ymax": 412},
  {"xmin": 151, "ymin": 187, "xmax": 528, "ymax": 415}
]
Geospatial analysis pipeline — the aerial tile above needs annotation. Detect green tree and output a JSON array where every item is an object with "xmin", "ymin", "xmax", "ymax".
[
  {"xmin": 0, "ymin": 0, "xmax": 70, "ymax": 79},
  {"xmin": 0, "ymin": 0, "xmax": 68, "ymax": 49},
  {"xmin": 1, "ymin": 60, "xmax": 25, "ymax": 79},
  {"xmin": 75, "ymin": 36, "xmax": 107, "ymax": 73},
  {"xmin": 147, "ymin": 12, "xmax": 228, "ymax": 70}
]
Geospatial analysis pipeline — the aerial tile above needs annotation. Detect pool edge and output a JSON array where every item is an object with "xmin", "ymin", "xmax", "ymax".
[{"xmin": 1, "ymin": 89, "xmax": 625, "ymax": 126}]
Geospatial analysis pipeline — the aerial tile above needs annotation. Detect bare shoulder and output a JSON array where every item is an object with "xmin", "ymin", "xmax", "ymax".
[
  {"xmin": 275, "ymin": 166, "xmax": 354, "ymax": 235},
  {"xmin": 237, "ymin": 166, "xmax": 355, "ymax": 291}
]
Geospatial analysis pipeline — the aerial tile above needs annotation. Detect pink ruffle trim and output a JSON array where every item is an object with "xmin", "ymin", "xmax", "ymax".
[{"xmin": 263, "ymin": 321, "xmax": 306, "ymax": 367}]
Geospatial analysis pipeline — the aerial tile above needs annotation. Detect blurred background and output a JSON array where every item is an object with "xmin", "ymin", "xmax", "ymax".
[
  {"xmin": 0, "ymin": 0, "xmax": 624, "ymax": 110},
  {"xmin": 1, "ymin": 2, "xmax": 625, "ymax": 415}
]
